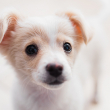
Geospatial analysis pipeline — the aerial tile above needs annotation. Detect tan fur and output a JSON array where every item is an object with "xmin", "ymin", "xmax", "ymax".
[
  {"xmin": 65, "ymin": 12, "xmax": 92, "ymax": 44},
  {"xmin": 0, "ymin": 10, "xmax": 91, "ymax": 83},
  {"xmin": 66, "ymin": 12, "xmax": 84, "ymax": 44},
  {"xmin": 56, "ymin": 33, "xmax": 75, "ymax": 67},
  {"xmin": 0, "ymin": 9, "xmax": 92, "ymax": 110}
]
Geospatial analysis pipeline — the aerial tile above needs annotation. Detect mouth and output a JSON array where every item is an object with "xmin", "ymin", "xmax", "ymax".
[
  {"xmin": 48, "ymin": 80, "xmax": 63, "ymax": 85},
  {"xmin": 37, "ymin": 78, "xmax": 67, "ymax": 90}
]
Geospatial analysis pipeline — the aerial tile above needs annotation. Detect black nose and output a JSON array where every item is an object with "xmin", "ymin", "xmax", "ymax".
[{"xmin": 46, "ymin": 64, "xmax": 63, "ymax": 77}]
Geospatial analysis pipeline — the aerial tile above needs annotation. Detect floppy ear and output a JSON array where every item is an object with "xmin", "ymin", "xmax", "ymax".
[
  {"xmin": 65, "ymin": 12, "xmax": 93, "ymax": 45},
  {"xmin": 0, "ymin": 9, "xmax": 21, "ymax": 44},
  {"xmin": 0, "ymin": 9, "xmax": 22, "ymax": 55}
]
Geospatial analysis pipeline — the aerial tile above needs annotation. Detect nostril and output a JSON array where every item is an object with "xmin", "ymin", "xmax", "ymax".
[
  {"xmin": 57, "ymin": 66, "xmax": 63, "ymax": 72},
  {"xmin": 46, "ymin": 64, "xmax": 55, "ymax": 72}
]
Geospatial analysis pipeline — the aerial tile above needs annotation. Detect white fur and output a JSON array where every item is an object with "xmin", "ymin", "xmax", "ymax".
[
  {"xmin": 12, "ymin": 16, "xmax": 84, "ymax": 110},
  {"xmin": 13, "ymin": 74, "xmax": 84, "ymax": 110},
  {"xmin": 0, "ymin": 9, "xmax": 92, "ymax": 110}
]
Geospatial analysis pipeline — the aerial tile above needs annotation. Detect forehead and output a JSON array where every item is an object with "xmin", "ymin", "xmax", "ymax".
[{"xmin": 17, "ymin": 15, "xmax": 75, "ymax": 44}]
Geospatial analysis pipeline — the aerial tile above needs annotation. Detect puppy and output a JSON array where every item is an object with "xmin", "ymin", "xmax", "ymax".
[{"xmin": 0, "ymin": 9, "xmax": 92, "ymax": 110}]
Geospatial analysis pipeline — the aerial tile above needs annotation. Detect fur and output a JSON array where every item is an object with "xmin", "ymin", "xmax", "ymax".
[{"xmin": 0, "ymin": 9, "xmax": 92, "ymax": 110}]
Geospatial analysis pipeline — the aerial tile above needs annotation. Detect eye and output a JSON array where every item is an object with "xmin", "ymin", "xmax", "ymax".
[
  {"xmin": 63, "ymin": 42, "xmax": 72, "ymax": 52},
  {"xmin": 25, "ymin": 44, "xmax": 38, "ymax": 56}
]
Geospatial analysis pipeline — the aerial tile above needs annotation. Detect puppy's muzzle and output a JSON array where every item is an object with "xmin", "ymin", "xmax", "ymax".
[{"xmin": 45, "ymin": 63, "xmax": 64, "ymax": 85}]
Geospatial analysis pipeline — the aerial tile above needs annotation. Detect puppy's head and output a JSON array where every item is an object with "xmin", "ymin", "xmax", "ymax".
[{"xmin": 0, "ymin": 9, "xmax": 92, "ymax": 89}]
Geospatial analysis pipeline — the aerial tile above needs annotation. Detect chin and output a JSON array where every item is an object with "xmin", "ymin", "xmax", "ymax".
[{"xmin": 37, "ymin": 81, "xmax": 66, "ymax": 90}]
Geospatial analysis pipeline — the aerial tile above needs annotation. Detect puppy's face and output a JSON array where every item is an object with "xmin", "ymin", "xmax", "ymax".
[{"xmin": 0, "ymin": 10, "xmax": 92, "ymax": 89}]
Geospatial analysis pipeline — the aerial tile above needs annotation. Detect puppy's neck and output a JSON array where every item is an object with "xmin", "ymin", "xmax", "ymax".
[
  {"xmin": 14, "ymin": 77, "xmax": 72, "ymax": 106},
  {"xmin": 13, "ymin": 73, "xmax": 83, "ymax": 110}
]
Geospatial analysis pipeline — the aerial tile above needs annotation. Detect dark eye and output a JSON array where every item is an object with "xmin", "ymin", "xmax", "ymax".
[
  {"xmin": 25, "ymin": 44, "xmax": 38, "ymax": 56},
  {"xmin": 63, "ymin": 42, "xmax": 72, "ymax": 52}
]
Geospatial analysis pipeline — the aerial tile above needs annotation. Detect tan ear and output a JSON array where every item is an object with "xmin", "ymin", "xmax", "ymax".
[
  {"xmin": 0, "ymin": 9, "xmax": 20, "ymax": 44},
  {"xmin": 65, "ymin": 12, "xmax": 93, "ymax": 44}
]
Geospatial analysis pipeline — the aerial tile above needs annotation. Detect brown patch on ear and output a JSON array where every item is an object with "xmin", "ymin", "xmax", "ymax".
[
  {"xmin": 0, "ymin": 9, "xmax": 22, "ymax": 55},
  {"xmin": 0, "ymin": 13, "xmax": 20, "ymax": 43},
  {"xmin": 65, "ymin": 12, "xmax": 92, "ymax": 45}
]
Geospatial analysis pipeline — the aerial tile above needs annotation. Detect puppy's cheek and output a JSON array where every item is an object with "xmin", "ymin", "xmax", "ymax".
[
  {"xmin": 63, "ymin": 64, "xmax": 72, "ymax": 81},
  {"xmin": 32, "ymin": 72, "xmax": 39, "ymax": 84},
  {"xmin": 31, "ymin": 68, "xmax": 46, "ymax": 84}
]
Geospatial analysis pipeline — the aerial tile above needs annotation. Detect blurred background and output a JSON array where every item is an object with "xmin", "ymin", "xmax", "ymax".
[{"xmin": 0, "ymin": 0, "xmax": 110, "ymax": 110}]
